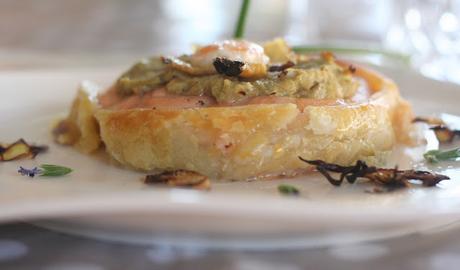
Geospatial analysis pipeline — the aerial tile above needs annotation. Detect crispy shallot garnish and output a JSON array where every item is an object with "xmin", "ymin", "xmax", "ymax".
[
  {"xmin": 430, "ymin": 126, "xmax": 460, "ymax": 143},
  {"xmin": 0, "ymin": 139, "xmax": 48, "ymax": 162},
  {"xmin": 52, "ymin": 119, "xmax": 80, "ymax": 145},
  {"xmin": 412, "ymin": 116, "xmax": 445, "ymax": 126},
  {"xmin": 412, "ymin": 116, "xmax": 460, "ymax": 143},
  {"xmin": 268, "ymin": 61, "xmax": 295, "ymax": 72},
  {"xmin": 299, "ymin": 157, "xmax": 449, "ymax": 190},
  {"xmin": 144, "ymin": 170, "xmax": 211, "ymax": 190}
]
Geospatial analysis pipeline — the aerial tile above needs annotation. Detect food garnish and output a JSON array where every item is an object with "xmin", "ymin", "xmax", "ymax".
[
  {"xmin": 292, "ymin": 46, "xmax": 411, "ymax": 66},
  {"xmin": 412, "ymin": 116, "xmax": 445, "ymax": 126},
  {"xmin": 52, "ymin": 119, "xmax": 80, "ymax": 145},
  {"xmin": 413, "ymin": 116, "xmax": 460, "ymax": 143},
  {"xmin": 299, "ymin": 157, "xmax": 449, "ymax": 189},
  {"xmin": 55, "ymin": 4, "xmax": 414, "ymax": 180},
  {"xmin": 268, "ymin": 61, "xmax": 295, "ymax": 72},
  {"xmin": 414, "ymin": 117, "xmax": 460, "ymax": 163},
  {"xmin": 278, "ymin": 184, "xmax": 300, "ymax": 196},
  {"xmin": 424, "ymin": 148, "xmax": 460, "ymax": 163},
  {"xmin": 18, "ymin": 164, "xmax": 72, "ymax": 178},
  {"xmin": 0, "ymin": 139, "xmax": 48, "ymax": 162},
  {"xmin": 430, "ymin": 126, "xmax": 460, "ymax": 143},
  {"xmin": 213, "ymin": 57, "xmax": 245, "ymax": 77},
  {"xmin": 17, "ymin": 166, "xmax": 42, "ymax": 177},
  {"xmin": 144, "ymin": 170, "xmax": 211, "ymax": 190},
  {"xmin": 233, "ymin": 0, "xmax": 250, "ymax": 39}
]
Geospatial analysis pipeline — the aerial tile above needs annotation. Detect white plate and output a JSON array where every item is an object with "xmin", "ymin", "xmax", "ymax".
[{"xmin": 1, "ymin": 66, "xmax": 460, "ymax": 249}]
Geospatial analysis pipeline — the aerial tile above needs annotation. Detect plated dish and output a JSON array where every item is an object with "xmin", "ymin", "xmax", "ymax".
[
  {"xmin": 51, "ymin": 39, "xmax": 425, "ymax": 185},
  {"xmin": 1, "ymin": 65, "xmax": 460, "ymax": 248}
]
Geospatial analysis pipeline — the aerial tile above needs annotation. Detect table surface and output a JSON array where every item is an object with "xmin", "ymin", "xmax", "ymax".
[
  {"xmin": 2, "ymin": 0, "xmax": 460, "ymax": 269},
  {"xmin": 2, "ymin": 223, "xmax": 460, "ymax": 270}
]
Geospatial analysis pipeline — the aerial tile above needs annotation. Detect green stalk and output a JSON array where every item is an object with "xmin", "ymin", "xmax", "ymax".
[
  {"xmin": 293, "ymin": 45, "xmax": 411, "ymax": 65},
  {"xmin": 233, "ymin": 0, "xmax": 251, "ymax": 39}
]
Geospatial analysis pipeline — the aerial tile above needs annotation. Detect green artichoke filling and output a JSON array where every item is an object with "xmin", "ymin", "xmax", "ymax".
[{"xmin": 115, "ymin": 56, "xmax": 358, "ymax": 105}]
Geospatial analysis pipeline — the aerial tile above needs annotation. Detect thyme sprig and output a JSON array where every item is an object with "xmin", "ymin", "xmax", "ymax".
[
  {"xmin": 18, "ymin": 164, "xmax": 72, "ymax": 178},
  {"xmin": 424, "ymin": 148, "xmax": 460, "ymax": 163}
]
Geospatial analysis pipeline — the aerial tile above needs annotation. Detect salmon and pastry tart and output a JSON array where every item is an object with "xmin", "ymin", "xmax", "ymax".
[{"xmin": 54, "ymin": 39, "xmax": 414, "ymax": 180}]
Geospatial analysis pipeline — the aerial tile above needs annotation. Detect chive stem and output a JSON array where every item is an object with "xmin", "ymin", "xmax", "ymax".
[
  {"xmin": 233, "ymin": 0, "xmax": 251, "ymax": 39},
  {"xmin": 292, "ymin": 45, "xmax": 411, "ymax": 65}
]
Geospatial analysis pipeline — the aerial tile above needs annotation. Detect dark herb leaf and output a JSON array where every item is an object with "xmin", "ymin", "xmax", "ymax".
[{"xmin": 278, "ymin": 184, "xmax": 300, "ymax": 196}]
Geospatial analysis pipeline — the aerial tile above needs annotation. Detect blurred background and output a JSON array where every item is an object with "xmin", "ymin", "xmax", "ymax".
[{"xmin": 1, "ymin": 0, "xmax": 459, "ymax": 83}]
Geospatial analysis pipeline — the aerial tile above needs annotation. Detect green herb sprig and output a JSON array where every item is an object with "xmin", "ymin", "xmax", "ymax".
[
  {"xmin": 233, "ymin": 0, "xmax": 251, "ymax": 39},
  {"xmin": 424, "ymin": 148, "xmax": 460, "ymax": 163},
  {"xmin": 18, "ymin": 164, "xmax": 73, "ymax": 178},
  {"xmin": 39, "ymin": 164, "xmax": 73, "ymax": 176},
  {"xmin": 278, "ymin": 184, "xmax": 300, "ymax": 196}
]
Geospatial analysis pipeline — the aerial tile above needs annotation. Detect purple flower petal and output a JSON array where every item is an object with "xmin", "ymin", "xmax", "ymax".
[{"xmin": 18, "ymin": 166, "xmax": 42, "ymax": 178}]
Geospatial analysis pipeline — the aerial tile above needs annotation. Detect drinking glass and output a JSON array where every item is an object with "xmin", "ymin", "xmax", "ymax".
[{"xmin": 385, "ymin": 0, "xmax": 460, "ymax": 83}]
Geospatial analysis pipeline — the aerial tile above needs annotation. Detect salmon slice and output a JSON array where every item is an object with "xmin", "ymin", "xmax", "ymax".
[
  {"xmin": 99, "ymin": 88, "xmax": 217, "ymax": 110},
  {"xmin": 99, "ymin": 86, "xmax": 361, "ymax": 111}
]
